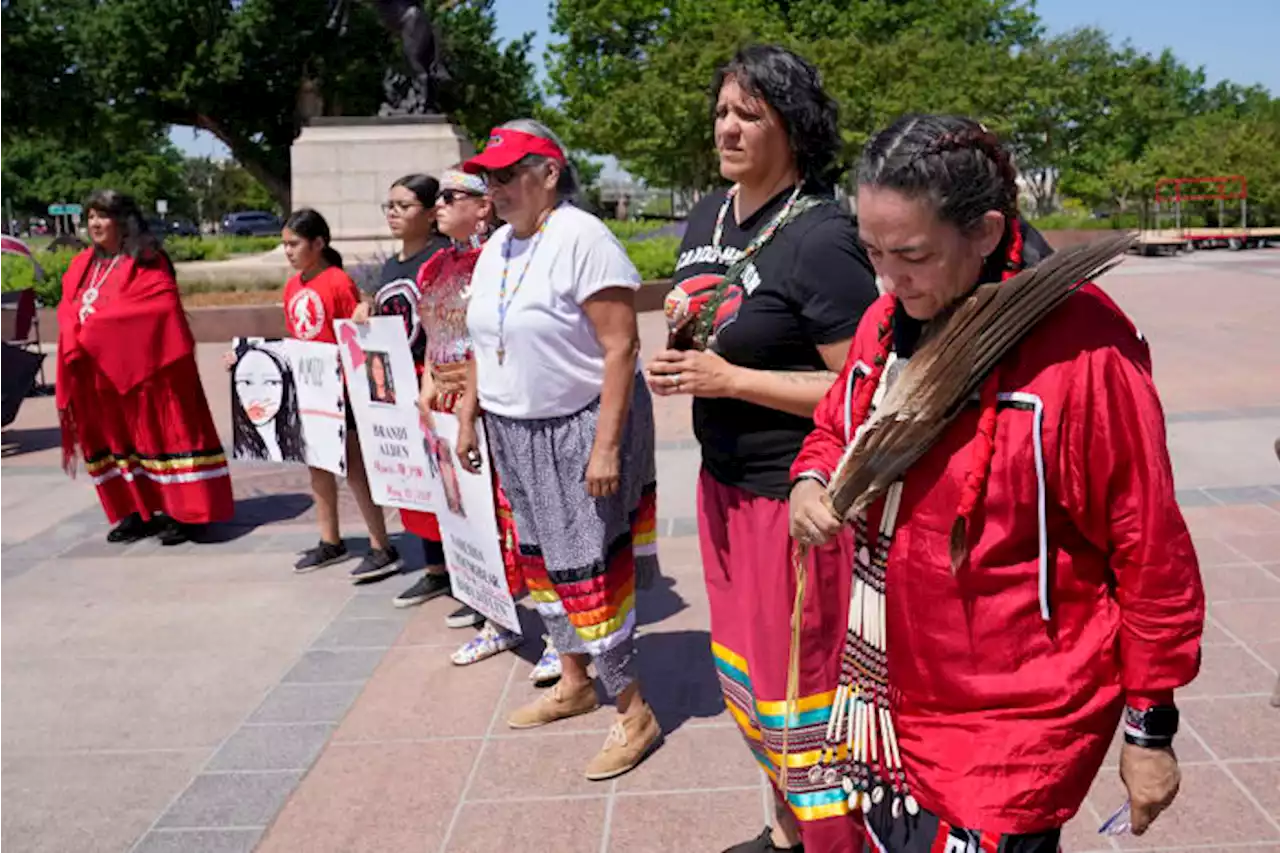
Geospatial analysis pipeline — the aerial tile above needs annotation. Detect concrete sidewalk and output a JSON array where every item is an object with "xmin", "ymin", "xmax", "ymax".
[{"xmin": 2, "ymin": 250, "xmax": 1278, "ymax": 852}]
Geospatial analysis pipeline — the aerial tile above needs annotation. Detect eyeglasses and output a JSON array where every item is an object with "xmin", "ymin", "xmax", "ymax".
[
  {"xmin": 436, "ymin": 189, "xmax": 484, "ymax": 205},
  {"xmin": 380, "ymin": 201, "xmax": 423, "ymax": 215}
]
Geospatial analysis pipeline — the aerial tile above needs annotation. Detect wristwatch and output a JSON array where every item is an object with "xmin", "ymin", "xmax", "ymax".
[{"xmin": 1123, "ymin": 704, "xmax": 1179, "ymax": 749}]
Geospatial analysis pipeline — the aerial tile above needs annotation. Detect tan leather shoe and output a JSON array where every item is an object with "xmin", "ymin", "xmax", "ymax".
[
  {"xmin": 584, "ymin": 701, "xmax": 662, "ymax": 780},
  {"xmin": 507, "ymin": 680, "xmax": 599, "ymax": 729}
]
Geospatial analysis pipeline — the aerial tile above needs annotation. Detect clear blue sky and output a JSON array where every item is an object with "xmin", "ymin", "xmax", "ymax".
[{"xmin": 173, "ymin": 0, "xmax": 1278, "ymax": 159}]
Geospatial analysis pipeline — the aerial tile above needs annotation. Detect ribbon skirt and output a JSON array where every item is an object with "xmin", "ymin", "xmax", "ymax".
[{"xmin": 698, "ymin": 469, "xmax": 863, "ymax": 852}]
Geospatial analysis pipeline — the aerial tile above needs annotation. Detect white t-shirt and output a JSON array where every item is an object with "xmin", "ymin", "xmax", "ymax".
[{"xmin": 467, "ymin": 204, "xmax": 642, "ymax": 420}]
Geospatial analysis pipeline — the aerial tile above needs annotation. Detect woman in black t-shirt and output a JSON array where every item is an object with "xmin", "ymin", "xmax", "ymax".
[
  {"xmin": 646, "ymin": 45, "xmax": 878, "ymax": 853},
  {"xmin": 351, "ymin": 174, "xmax": 451, "ymax": 591},
  {"xmin": 363, "ymin": 174, "xmax": 452, "ymax": 365}
]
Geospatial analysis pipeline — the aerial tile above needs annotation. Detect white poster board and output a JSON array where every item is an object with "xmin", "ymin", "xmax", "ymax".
[
  {"xmin": 431, "ymin": 412, "xmax": 521, "ymax": 635},
  {"xmin": 335, "ymin": 317, "xmax": 443, "ymax": 511},
  {"xmin": 231, "ymin": 338, "xmax": 347, "ymax": 475}
]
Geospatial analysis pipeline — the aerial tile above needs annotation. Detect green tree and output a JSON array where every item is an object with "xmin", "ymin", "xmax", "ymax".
[
  {"xmin": 547, "ymin": 0, "xmax": 767, "ymax": 190},
  {"xmin": 433, "ymin": 1, "xmax": 540, "ymax": 146},
  {"xmin": 789, "ymin": 0, "xmax": 1041, "ymax": 169},
  {"xmin": 1, "ymin": 0, "xmax": 100, "ymax": 147},
  {"xmin": 1010, "ymin": 28, "xmax": 1206, "ymax": 214},
  {"xmin": 1, "ymin": 127, "xmax": 191, "ymax": 219},
  {"xmin": 1195, "ymin": 80, "xmax": 1275, "ymax": 117},
  {"xmin": 182, "ymin": 157, "xmax": 282, "ymax": 226},
  {"xmin": 3, "ymin": 0, "xmax": 537, "ymax": 210},
  {"xmin": 546, "ymin": 0, "xmax": 1041, "ymax": 190},
  {"xmin": 1137, "ymin": 102, "xmax": 1280, "ymax": 225}
]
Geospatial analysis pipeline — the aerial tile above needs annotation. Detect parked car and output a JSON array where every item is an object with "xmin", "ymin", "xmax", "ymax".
[
  {"xmin": 166, "ymin": 218, "xmax": 200, "ymax": 237},
  {"xmin": 221, "ymin": 211, "xmax": 281, "ymax": 237},
  {"xmin": 148, "ymin": 217, "xmax": 200, "ymax": 238}
]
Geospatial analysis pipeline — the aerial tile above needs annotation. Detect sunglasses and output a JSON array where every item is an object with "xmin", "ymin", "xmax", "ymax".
[
  {"xmin": 487, "ymin": 163, "xmax": 531, "ymax": 186},
  {"xmin": 436, "ymin": 189, "xmax": 484, "ymax": 205}
]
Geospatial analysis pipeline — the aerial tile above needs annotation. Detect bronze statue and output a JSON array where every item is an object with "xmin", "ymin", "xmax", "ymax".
[{"xmin": 327, "ymin": 0, "xmax": 450, "ymax": 114}]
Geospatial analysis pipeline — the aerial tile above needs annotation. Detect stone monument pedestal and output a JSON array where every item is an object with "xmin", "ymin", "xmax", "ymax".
[{"xmin": 290, "ymin": 116, "xmax": 473, "ymax": 243}]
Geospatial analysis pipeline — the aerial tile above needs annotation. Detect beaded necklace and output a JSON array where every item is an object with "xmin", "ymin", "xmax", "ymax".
[
  {"xmin": 495, "ymin": 207, "xmax": 556, "ymax": 366},
  {"xmin": 78, "ymin": 255, "xmax": 121, "ymax": 324}
]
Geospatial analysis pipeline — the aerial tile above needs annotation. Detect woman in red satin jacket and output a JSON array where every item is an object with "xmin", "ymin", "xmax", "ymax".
[{"xmin": 788, "ymin": 115, "xmax": 1203, "ymax": 853}]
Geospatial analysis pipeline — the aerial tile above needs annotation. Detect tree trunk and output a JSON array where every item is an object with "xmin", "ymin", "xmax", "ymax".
[
  {"xmin": 190, "ymin": 113, "xmax": 292, "ymax": 211},
  {"xmin": 230, "ymin": 150, "xmax": 291, "ymax": 213},
  {"xmin": 1024, "ymin": 168, "xmax": 1057, "ymax": 216}
]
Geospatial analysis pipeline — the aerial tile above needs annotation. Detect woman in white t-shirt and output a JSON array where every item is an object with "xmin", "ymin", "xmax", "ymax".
[{"xmin": 456, "ymin": 119, "xmax": 662, "ymax": 781}]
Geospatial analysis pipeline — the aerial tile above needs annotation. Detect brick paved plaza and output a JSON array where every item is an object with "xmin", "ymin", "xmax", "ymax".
[{"xmin": 3, "ymin": 249, "xmax": 1279, "ymax": 852}]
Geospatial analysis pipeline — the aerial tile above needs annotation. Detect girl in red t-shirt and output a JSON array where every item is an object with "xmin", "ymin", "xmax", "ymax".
[
  {"xmin": 281, "ymin": 209, "xmax": 397, "ymax": 574},
  {"xmin": 227, "ymin": 209, "xmax": 397, "ymax": 575}
]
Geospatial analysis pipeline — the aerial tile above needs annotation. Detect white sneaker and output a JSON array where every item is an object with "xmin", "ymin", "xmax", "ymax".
[
  {"xmin": 530, "ymin": 634, "xmax": 563, "ymax": 686},
  {"xmin": 444, "ymin": 604, "xmax": 484, "ymax": 629}
]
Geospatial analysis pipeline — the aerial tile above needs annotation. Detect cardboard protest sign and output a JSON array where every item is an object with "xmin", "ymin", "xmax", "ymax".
[
  {"xmin": 231, "ymin": 337, "xmax": 346, "ymax": 475},
  {"xmin": 335, "ymin": 317, "xmax": 442, "ymax": 511},
  {"xmin": 430, "ymin": 412, "xmax": 521, "ymax": 635}
]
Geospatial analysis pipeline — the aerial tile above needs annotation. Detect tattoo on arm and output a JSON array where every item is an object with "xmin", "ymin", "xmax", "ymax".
[{"xmin": 766, "ymin": 370, "xmax": 838, "ymax": 385}]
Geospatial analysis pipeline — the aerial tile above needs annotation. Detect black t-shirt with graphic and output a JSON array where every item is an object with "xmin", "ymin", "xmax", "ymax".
[
  {"xmin": 370, "ymin": 235, "xmax": 450, "ymax": 366},
  {"xmin": 672, "ymin": 186, "xmax": 879, "ymax": 500}
]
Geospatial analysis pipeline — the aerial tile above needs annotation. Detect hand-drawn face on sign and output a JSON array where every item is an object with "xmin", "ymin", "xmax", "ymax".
[
  {"xmin": 235, "ymin": 349, "xmax": 285, "ymax": 426},
  {"xmin": 376, "ymin": 278, "xmax": 425, "ymax": 364},
  {"xmin": 231, "ymin": 341, "xmax": 306, "ymax": 463}
]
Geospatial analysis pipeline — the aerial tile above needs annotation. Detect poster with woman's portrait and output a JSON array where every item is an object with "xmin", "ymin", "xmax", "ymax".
[
  {"xmin": 430, "ymin": 412, "xmax": 520, "ymax": 635},
  {"xmin": 230, "ymin": 338, "xmax": 346, "ymax": 475},
  {"xmin": 364, "ymin": 351, "xmax": 397, "ymax": 405},
  {"xmin": 335, "ymin": 317, "xmax": 443, "ymax": 511}
]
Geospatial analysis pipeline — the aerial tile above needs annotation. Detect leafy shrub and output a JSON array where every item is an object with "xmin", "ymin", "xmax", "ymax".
[
  {"xmin": 1, "ymin": 248, "xmax": 79, "ymax": 306},
  {"xmin": 622, "ymin": 236, "xmax": 679, "ymax": 281},
  {"xmin": 164, "ymin": 235, "xmax": 279, "ymax": 262},
  {"xmin": 165, "ymin": 237, "xmax": 229, "ymax": 262},
  {"xmin": 606, "ymin": 219, "xmax": 667, "ymax": 241},
  {"xmin": 221, "ymin": 236, "xmax": 281, "ymax": 254},
  {"xmin": 1028, "ymin": 212, "xmax": 1146, "ymax": 231}
]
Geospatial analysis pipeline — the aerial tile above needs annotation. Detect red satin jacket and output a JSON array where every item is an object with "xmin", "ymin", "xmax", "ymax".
[{"xmin": 791, "ymin": 286, "xmax": 1204, "ymax": 834}]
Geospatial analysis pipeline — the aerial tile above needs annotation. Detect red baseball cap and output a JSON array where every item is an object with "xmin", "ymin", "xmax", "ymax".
[{"xmin": 462, "ymin": 127, "xmax": 566, "ymax": 174}]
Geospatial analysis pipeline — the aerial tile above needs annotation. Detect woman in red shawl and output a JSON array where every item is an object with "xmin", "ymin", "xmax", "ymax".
[
  {"xmin": 57, "ymin": 190, "xmax": 233, "ymax": 546},
  {"xmin": 788, "ymin": 115, "xmax": 1203, "ymax": 852}
]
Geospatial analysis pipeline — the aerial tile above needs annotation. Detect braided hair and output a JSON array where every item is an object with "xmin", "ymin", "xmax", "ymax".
[
  {"xmin": 852, "ymin": 115, "xmax": 1027, "ymax": 569},
  {"xmin": 859, "ymin": 114, "xmax": 1021, "ymax": 283}
]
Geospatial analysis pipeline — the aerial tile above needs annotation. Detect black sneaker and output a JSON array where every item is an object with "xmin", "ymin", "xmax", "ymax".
[
  {"xmin": 294, "ymin": 541, "xmax": 348, "ymax": 573},
  {"xmin": 392, "ymin": 572, "xmax": 451, "ymax": 608},
  {"xmin": 107, "ymin": 513, "xmax": 154, "ymax": 544},
  {"xmin": 349, "ymin": 546, "xmax": 401, "ymax": 583},
  {"xmin": 157, "ymin": 518, "xmax": 196, "ymax": 547},
  {"xmin": 445, "ymin": 604, "xmax": 484, "ymax": 629},
  {"xmin": 722, "ymin": 828, "xmax": 803, "ymax": 853}
]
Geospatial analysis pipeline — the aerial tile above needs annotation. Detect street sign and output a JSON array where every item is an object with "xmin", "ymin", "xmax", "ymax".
[
  {"xmin": 156, "ymin": 199, "xmax": 169, "ymax": 215},
  {"xmin": 47, "ymin": 203, "xmax": 83, "ymax": 216}
]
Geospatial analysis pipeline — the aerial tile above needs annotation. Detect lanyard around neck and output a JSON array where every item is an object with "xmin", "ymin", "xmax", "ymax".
[{"xmin": 711, "ymin": 183, "xmax": 804, "ymax": 258}]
